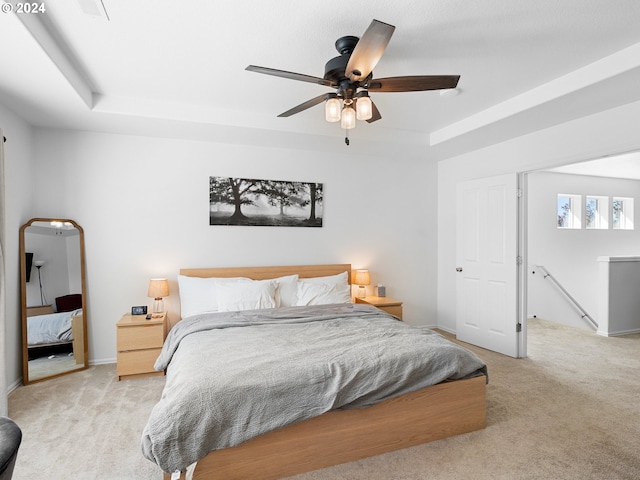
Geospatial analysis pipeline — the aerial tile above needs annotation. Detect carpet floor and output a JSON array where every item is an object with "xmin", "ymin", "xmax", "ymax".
[{"xmin": 8, "ymin": 319, "xmax": 640, "ymax": 479}]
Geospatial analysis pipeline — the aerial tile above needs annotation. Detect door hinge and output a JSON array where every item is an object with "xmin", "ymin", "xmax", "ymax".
[
  {"xmin": 516, "ymin": 323, "xmax": 522, "ymax": 332},
  {"xmin": 516, "ymin": 188, "xmax": 522, "ymax": 198},
  {"xmin": 516, "ymin": 256, "xmax": 523, "ymax": 265}
]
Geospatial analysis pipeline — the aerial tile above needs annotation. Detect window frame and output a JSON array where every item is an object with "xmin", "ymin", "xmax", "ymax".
[
  {"xmin": 557, "ymin": 194, "xmax": 582, "ymax": 229},
  {"xmin": 585, "ymin": 195, "xmax": 609, "ymax": 230},
  {"xmin": 612, "ymin": 197, "xmax": 634, "ymax": 230}
]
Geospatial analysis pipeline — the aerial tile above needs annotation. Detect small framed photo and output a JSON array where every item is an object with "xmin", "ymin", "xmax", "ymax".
[{"xmin": 131, "ymin": 305, "xmax": 147, "ymax": 316}]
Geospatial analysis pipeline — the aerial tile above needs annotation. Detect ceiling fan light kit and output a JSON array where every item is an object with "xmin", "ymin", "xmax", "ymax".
[{"xmin": 246, "ymin": 19, "xmax": 460, "ymax": 145}]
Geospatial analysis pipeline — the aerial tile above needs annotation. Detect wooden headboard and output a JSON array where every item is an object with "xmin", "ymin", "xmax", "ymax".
[
  {"xmin": 26, "ymin": 305, "xmax": 54, "ymax": 317},
  {"xmin": 180, "ymin": 264, "xmax": 352, "ymax": 284}
]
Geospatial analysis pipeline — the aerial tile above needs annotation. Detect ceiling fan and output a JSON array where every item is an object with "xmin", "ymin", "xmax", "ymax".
[{"xmin": 246, "ymin": 19, "xmax": 460, "ymax": 144}]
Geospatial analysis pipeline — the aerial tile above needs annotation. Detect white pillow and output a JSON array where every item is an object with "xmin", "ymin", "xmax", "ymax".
[
  {"xmin": 271, "ymin": 274, "xmax": 299, "ymax": 307},
  {"xmin": 178, "ymin": 275, "xmax": 250, "ymax": 318},
  {"xmin": 301, "ymin": 271, "xmax": 349, "ymax": 286},
  {"xmin": 216, "ymin": 280, "xmax": 278, "ymax": 312},
  {"xmin": 295, "ymin": 281, "xmax": 351, "ymax": 306}
]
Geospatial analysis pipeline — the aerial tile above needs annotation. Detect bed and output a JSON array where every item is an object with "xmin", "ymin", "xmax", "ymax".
[
  {"xmin": 142, "ymin": 264, "xmax": 487, "ymax": 480},
  {"xmin": 26, "ymin": 294, "xmax": 84, "ymax": 365}
]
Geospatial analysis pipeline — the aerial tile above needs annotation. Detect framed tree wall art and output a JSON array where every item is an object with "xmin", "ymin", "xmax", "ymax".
[{"xmin": 209, "ymin": 177, "xmax": 323, "ymax": 227}]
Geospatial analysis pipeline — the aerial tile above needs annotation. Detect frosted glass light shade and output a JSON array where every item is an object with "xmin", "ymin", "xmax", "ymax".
[
  {"xmin": 341, "ymin": 105, "xmax": 356, "ymax": 129},
  {"xmin": 325, "ymin": 97, "xmax": 341, "ymax": 122},
  {"xmin": 356, "ymin": 95, "xmax": 372, "ymax": 120}
]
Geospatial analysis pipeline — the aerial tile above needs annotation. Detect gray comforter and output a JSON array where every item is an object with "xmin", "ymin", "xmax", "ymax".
[
  {"xmin": 141, "ymin": 303, "xmax": 487, "ymax": 473},
  {"xmin": 27, "ymin": 309, "xmax": 81, "ymax": 345}
]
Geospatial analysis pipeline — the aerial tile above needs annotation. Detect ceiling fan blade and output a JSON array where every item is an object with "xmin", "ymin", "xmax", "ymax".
[
  {"xmin": 367, "ymin": 75, "xmax": 460, "ymax": 92},
  {"xmin": 346, "ymin": 19, "xmax": 395, "ymax": 82},
  {"xmin": 278, "ymin": 93, "xmax": 330, "ymax": 117},
  {"xmin": 246, "ymin": 65, "xmax": 336, "ymax": 87},
  {"xmin": 366, "ymin": 101, "xmax": 382, "ymax": 123}
]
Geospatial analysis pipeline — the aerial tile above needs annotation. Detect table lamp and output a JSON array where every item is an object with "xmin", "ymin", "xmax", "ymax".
[
  {"xmin": 148, "ymin": 278, "xmax": 169, "ymax": 313},
  {"xmin": 354, "ymin": 269, "xmax": 370, "ymax": 298}
]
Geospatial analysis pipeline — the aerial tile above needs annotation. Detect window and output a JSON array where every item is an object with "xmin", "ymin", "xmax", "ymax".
[
  {"xmin": 585, "ymin": 196, "xmax": 608, "ymax": 230},
  {"xmin": 557, "ymin": 194, "xmax": 581, "ymax": 229},
  {"xmin": 557, "ymin": 194, "xmax": 634, "ymax": 230},
  {"xmin": 612, "ymin": 197, "xmax": 634, "ymax": 230}
]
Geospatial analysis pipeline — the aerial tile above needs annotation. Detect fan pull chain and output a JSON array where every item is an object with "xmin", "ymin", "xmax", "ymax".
[{"xmin": 344, "ymin": 130, "xmax": 350, "ymax": 146}]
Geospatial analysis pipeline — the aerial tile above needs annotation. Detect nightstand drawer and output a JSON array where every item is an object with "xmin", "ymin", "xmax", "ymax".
[
  {"xmin": 117, "ymin": 348, "xmax": 161, "ymax": 376},
  {"xmin": 355, "ymin": 296, "xmax": 403, "ymax": 320},
  {"xmin": 380, "ymin": 304, "xmax": 403, "ymax": 319},
  {"xmin": 117, "ymin": 323, "xmax": 164, "ymax": 351}
]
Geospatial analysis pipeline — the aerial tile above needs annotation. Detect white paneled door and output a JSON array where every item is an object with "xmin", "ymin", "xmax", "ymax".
[{"xmin": 456, "ymin": 174, "xmax": 520, "ymax": 358}]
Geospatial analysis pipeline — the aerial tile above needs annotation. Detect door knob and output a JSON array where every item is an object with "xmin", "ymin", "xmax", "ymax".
[{"xmin": 456, "ymin": 267, "xmax": 463, "ymax": 272}]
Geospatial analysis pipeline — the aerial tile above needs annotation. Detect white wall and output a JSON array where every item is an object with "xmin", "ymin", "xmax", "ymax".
[
  {"xmin": 0, "ymin": 102, "xmax": 35, "ymax": 391},
  {"xmin": 31, "ymin": 128, "xmax": 438, "ymax": 365},
  {"xmin": 527, "ymin": 172, "xmax": 640, "ymax": 330},
  {"xmin": 437, "ymin": 99, "xmax": 640, "ymax": 334}
]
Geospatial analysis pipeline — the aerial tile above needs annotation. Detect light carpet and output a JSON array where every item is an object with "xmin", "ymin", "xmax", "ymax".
[{"xmin": 8, "ymin": 319, "xmax": 640, "ymax": 479}]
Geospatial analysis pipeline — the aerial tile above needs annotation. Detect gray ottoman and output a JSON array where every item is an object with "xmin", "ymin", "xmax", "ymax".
[{"xmin": 0, "ymin": 418, "xmax": 21, "ymax": 480}]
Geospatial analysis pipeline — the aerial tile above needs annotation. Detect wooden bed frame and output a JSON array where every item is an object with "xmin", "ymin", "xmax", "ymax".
[{"xmin": 163, "ymin": 264, "xmax": 486, "ymax": 480}]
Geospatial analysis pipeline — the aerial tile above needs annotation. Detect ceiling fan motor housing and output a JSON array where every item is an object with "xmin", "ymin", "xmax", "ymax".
[
  {"xmin": 324, "ymin": 35, "xmax": 361, "ymax": 84},
  {"xmin": 335, "ymin": 35, "xmax": 359, "ymax": 55}
]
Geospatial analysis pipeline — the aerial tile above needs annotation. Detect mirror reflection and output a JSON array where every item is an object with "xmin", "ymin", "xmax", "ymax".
[{"xmin": 20, "ymin": 218, "xmax": 88, "ymax": 384}]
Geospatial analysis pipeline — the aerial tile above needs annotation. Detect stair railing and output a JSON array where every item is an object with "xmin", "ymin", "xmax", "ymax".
[{"xmin": 534, "ymin": 265, "xmax": 598, "ymax": 330}]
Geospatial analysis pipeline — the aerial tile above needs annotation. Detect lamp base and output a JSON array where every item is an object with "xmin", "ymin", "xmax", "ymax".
[
  {"xmin": 153, "ymin": 298, "xmax": 164, "ymax": 314},
  {"xmin": 357, "ymin": 286, "xmax": 366, "ymax": 298}
]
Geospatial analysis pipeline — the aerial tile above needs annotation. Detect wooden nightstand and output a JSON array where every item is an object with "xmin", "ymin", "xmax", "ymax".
[
  {"xmin": 355, "ymin": 296, "xmax": 403, "ymax": 320},
  {"xmin": 116, "ymin": 311, "xmax": 167, "ymax": 381}
]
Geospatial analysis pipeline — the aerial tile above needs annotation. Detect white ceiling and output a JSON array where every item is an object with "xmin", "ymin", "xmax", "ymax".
[
  {"xmin": 545, "ymin": 151, "xmax": 640, "ymax": 180},
  {"xmin": 1, "ymin": 0, "xmax": 640, "ymax": 159}
]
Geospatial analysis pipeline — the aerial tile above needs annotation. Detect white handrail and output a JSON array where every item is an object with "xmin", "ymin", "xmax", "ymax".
[{"xmin": 534, "ymin": 265, "xmax": 598, "ymax": 330}]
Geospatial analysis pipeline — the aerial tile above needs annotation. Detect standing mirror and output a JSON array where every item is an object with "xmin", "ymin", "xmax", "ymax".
[{"xmin": 20, "ymin": 218, "xmax": 88, "ymax": 384}]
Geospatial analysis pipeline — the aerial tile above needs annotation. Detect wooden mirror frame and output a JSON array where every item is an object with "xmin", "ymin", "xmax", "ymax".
[{"xmin": 19, "ymin": 218, "xmax": 89, "ymax": 385}]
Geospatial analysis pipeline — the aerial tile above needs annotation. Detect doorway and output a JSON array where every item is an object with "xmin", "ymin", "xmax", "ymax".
[{"xmin": 525, "ymin": 152, "xmax": 640, "ymax": 336}]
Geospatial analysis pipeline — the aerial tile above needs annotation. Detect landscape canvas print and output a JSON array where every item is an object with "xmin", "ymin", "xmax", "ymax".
[{"xmin": 209, "ymin": 177, "xmax": 323, "ymax": 227}]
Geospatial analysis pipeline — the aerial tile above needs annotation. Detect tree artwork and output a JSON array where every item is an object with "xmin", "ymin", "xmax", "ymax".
[{"xmin": 209, "ymin": 177, "xmax": 323, "ymax": 227}]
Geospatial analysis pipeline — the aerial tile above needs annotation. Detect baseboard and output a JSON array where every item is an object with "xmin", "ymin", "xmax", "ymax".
[
  {"xmin": 434, "ymin": 325, "xmax": 456, "ymax": 335},
  {"xmin": 89, "ymin": 358, "xmax": 116, "ymax": 366},
  {"xmin": 8, "ymin": 378, "xmax": 22, "ymax": 394},
  {"xmin": 415, "ymin": 324, "xmax": 440, "ymax": 331},
  {"xmin": 597, "ymin": 328, "xmax": 640, "ymax": 337}
]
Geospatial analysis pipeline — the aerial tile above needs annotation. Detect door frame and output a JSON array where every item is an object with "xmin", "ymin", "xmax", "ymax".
[{"xmin": 518, "ymin": 172, "xmax": 528, "ymax": 358}]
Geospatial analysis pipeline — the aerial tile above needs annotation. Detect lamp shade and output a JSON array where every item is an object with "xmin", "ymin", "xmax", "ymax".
[
  {"xmin": 354, "ymin": 270, "xmax": 370, "ymax": 286},
  {"xmin": 148, "ymin": 278, "xmax": 169, "ymax": 299}
]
